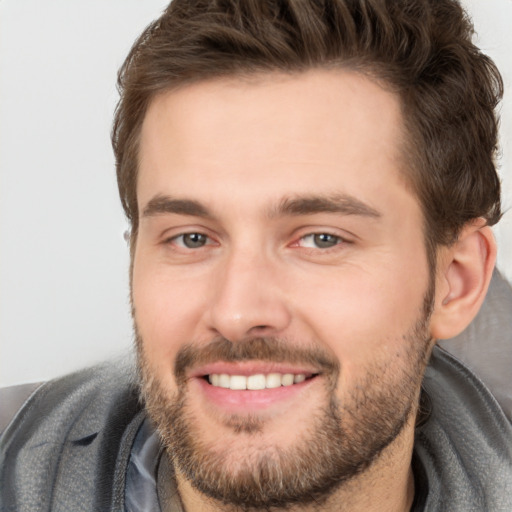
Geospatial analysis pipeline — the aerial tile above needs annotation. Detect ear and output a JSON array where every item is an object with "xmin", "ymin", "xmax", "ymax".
[{"xmin": 429, "ymin": 220, "xmax": 496, "ymax": 340}]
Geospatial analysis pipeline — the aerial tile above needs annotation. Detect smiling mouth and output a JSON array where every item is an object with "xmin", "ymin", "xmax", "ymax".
[{"xmin": 205, "ymin": 372, "xmax": 317, "ymax": 390}]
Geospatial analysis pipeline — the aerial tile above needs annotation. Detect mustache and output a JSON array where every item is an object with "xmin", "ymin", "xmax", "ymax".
[{"xmin": 174, "ymin": 337, "xmax": 340, "ymax": 383}]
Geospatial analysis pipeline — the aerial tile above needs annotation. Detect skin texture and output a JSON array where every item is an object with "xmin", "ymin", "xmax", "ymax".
[{"xmin": 131, "ymin": 70, "xmax": 495, "ymax": 511}]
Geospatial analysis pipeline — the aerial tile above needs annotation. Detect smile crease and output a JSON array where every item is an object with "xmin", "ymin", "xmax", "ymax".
[{"xmin": 207, "ymin": 373, "xmax": 310, "ymax": 390}]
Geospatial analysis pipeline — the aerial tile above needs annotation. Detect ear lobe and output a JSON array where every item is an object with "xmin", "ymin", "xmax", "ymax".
[{"xmin": 429, "ymin": 221, "xmax": 496, "ymax": 340}]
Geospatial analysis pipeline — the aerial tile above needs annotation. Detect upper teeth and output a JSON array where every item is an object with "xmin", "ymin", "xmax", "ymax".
[{"xmin": 209, "ymin": 373, "xmax": 307, "ymax": 390}]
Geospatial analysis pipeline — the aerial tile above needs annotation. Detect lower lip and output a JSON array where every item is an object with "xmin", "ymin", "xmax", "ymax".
[{"xmin": 194, "ymin": 376, "xmax": 316, "ymax": 412}]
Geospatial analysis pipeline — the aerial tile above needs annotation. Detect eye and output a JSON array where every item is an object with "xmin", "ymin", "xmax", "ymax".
[
  {"xmin": 299, "ymin": 233, "xmax": 343, "ymax": 249},
  {"xmin": 172, "ymin": 233, "xmax": 210, "ymax": 249}
]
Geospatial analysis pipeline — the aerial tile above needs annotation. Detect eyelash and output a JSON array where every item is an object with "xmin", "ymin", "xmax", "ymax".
[
  {"xmin": 165, "ymin": 232, "xmax": 216, "ymax": 249},
  {"xmin": 295, "ymin": 233, "xmax": 345, "ymax": 250}
]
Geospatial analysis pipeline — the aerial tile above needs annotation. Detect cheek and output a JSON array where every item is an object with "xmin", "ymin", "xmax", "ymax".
[
  {"xmin": 132, "ymin": 258, "xmax": 208, "ymax": 369},
  {"xmin": 294, "ymin": 273, "xmax": 429, "ymax": 398},
  {"xmin": 292, "ymin": 258, "xmax": 429, "ymax": 364}
]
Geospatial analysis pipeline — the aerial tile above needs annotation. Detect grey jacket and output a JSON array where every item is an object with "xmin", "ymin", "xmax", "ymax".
[{"xmin": 0, "ymin": 359, "xmax": 143, "ymax": 512}]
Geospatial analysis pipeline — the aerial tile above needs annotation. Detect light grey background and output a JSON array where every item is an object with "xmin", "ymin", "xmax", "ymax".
[{"xmin": 1, "ymin": 0, "xmax": 511, "ymax": 386}]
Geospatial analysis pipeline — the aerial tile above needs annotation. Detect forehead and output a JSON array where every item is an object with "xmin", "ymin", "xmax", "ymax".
[{"xmin": 137, "ymin": 69, "xmax": 412, "ymax": 216}]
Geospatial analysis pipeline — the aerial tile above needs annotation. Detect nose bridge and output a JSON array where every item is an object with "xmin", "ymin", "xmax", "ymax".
[{"xmin": 207, "ymin": 242, "xmax": 291, "ymax": 342}]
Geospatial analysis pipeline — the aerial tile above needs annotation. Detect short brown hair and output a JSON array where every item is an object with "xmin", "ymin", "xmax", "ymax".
[{"xmin": 112, "ymin": 0, "xmax": 502, "ymax": 250}]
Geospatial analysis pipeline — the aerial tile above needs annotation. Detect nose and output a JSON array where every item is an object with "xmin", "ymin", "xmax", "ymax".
[{"xmin": 205, "ymin": 248, "xmax": 292, "ymax": 342}]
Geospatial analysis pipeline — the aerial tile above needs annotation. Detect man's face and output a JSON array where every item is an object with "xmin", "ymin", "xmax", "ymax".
[{"xmin": 132, "ymin": 70, "xmax": 434, "ymax": 508}]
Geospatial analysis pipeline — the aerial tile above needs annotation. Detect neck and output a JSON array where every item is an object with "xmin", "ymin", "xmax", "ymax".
[{"xmin": 172, "ymin": 415, "xmax": 417, "ymax": 512}]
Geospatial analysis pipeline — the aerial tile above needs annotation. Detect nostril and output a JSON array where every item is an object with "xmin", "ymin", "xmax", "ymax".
[{"xmin": 249, "ymin": 325, "xmax": 273, "ymax": 336}]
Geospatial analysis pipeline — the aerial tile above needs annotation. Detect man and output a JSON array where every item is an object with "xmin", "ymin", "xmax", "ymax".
[{"xmin": 1, "ymin": 0, "xmax": 511, "ymax": 511}]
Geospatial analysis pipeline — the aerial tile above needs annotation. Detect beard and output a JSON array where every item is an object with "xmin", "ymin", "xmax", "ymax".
[{"xmin": 136, "ymin": 302, "xmax": 433, "ymax": 511}]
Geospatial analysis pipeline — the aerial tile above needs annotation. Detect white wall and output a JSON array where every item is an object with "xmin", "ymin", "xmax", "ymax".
[
  {"xmin": 0, "ymin": 1, "xmax": 169, "ymax": 386},
  {"xmin": 1, "ymin": 0, "xmax": 511, "ymax": 386},
  {"xmin": 464, "ymin": 0, "xmax": 512, "ymax": 275}
]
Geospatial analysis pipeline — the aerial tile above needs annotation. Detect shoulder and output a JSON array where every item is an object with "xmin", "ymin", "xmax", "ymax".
[
  {"xmin": 415, "ymin": 346, "xmax": 512, "ymax": 510},
  {"xmin": 1, "ymin": 356, "xmax": 139, "ymax": 446},
  {"xmin": 0, "ymin": 356, "xmax": 144, "ymax": 511}
]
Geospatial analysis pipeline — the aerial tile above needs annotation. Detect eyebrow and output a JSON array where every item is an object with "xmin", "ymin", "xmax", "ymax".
[
  {"xmin": 142, "ymin": 195, "xmax": 213, "ymax": 219},
  {"xmin": 272, "ymin": 194, "xmax": 381, "ymax": 219},
  {"xmin": 141, "ymin": 193, "xmax": 381, "ymax": 221}
]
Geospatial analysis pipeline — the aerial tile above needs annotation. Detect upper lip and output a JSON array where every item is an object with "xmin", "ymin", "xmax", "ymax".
[{"xmin": 188, "ymin": 361, "xmax": 320, "ymax": 379}]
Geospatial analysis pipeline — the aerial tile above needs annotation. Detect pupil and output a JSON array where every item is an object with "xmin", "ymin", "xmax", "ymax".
[
  {"xmin": 184, "ymin": 233, "xmax": 206, "ymax": 248},
  {"xmin": 314, "ymin": 234, "xmax": 337, "ymax": 248}
]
